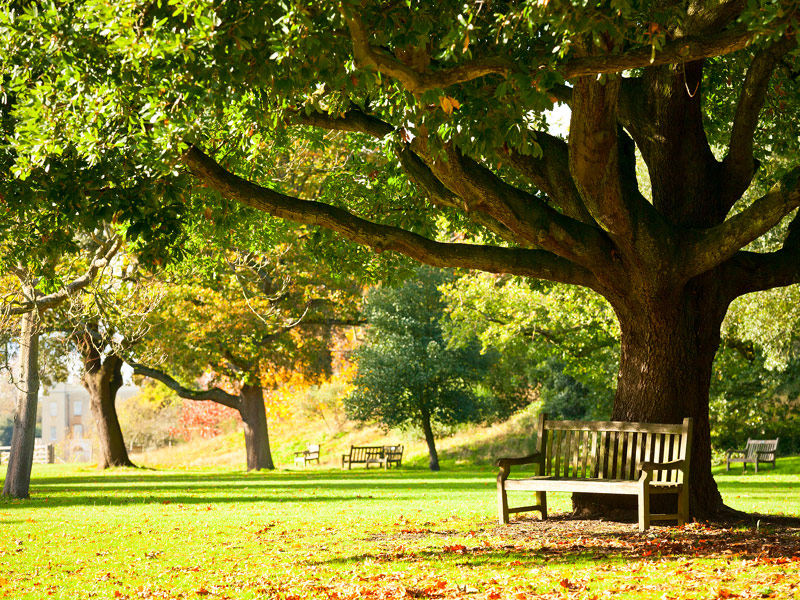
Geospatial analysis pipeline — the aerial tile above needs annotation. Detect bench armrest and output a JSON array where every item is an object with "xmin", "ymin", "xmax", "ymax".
[
  {"xmin": 496, "ymin": 453, "xmax": 545, "ymax": 481},
  {"xmin": 495, "ymin": 453, "xmax": 543, "ymax": 468},
  {"xmin": 726, "ymin": 448, "xmax": 746, "ymax": 458},
  {"xmin": 294, "ymin": 451, "xmax": 308, "ymax": 457},
  {"xmin": 638, "ymin": 459, "xmax": 686, "ymax": 472}
]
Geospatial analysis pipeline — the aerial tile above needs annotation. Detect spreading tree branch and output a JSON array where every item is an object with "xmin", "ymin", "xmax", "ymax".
[
  {"xmin": 7, "ymin": 236, "xmax": 122, "ymax": 315},
  {"xmin": 294, "ymin": 108, "xmax": 614, "ymax": 267},
  {"xmin": 722, "ymin": 37, "xmax": 797, "ymax": 207},
  {"xmin": 505, "ymin": 133, "xmax": 595, "ymax": 225},
  {"xmin": 345, "ymin": 9, "xmax": 757, "ymax": 94},
  {"xmin": 686, "ymin": 167, "xmax": 800, "ymax": 277},
  {"xmin": 294, "ymin": 110, "xmax": 517, "ymax": 241},
  {"xmin": 183, "ymin": 145, "xmax": 602, "ymax": 289},
  {"xmin": 130, "ymin": 363, "xmax": 242, "ymax": 410},
  {"xmin": 723, "ymin": 208, "xmax": 800, "ymax": 297}
]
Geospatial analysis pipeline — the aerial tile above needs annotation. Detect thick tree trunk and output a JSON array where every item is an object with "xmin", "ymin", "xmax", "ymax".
[
  {"xmin": 574, "ymin": 276, "xmax": 729, "ymax": 518},
  {"xmin": 420, "ymin": 407, "xmax": 440, "ymax": 471},
  {"xmin": 81, "ymin": 351, "xmax": 135, "ymax": 469},
  {"xmin": 239, "ymin": 384, "xmax": 274, "ymax": 470},
  {"xmin": 2, "ymin": 305, "xmax": 40, "ymax": 499}
]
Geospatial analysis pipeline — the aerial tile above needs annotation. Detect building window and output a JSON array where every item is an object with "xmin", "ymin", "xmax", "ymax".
[
  {"xmin": 73, "ymin": 400, "xmax": 82, "ymax": 416},
  {"xmin": 49, "ymin": 402, "xmax": 58, "ymax": 417},
  {"xmin": 50, "ymin": 426, "xmax": 57, "ymax": 441},
  {"xmin": 73, "ymin": 424, "xmax": 83, "ymax": 439}
]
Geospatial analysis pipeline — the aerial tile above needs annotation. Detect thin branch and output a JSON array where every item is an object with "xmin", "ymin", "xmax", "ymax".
[
  {"xmin": 7, "ymin": 235, "xmax": 123, "ymax": 315},
  {"xmin": 345, "ymin": 10, "xmax": 757, "ymax": 94},
  {"xmin": 345, "ymin": 12, "xmax": 512, "ymax": 95},
  {"xmin": 130, "ymin": 362, "xmax": 242, "ymax": 410},
  {"xmin": 722, "ymin": 37, "xmax": 797, "ymax": 207}
]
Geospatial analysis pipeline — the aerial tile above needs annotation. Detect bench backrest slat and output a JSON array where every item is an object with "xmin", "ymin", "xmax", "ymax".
[
  {"xmin": 744, "ymin": 439, "xmax": 779, "ymax": 461},
  {"xmin": 537, "ymin": 415, "xmax": 691, "ymax": 481},
  {"xmin": 349, "ymin": 446, "xmax": 384, "ymax": 461}
]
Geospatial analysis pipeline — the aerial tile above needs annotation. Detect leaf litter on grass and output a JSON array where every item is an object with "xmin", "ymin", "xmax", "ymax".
[{"xmin": 260, "ymin": 515, "xmax": 799, "ymax": 600}]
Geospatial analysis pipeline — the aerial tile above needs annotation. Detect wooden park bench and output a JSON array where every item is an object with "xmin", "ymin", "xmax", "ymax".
[
  {"xmin": 383, "ymin": 445, "xmax": 404, "ymax": 468},
  {"xmin": 496, "ymin": 414, "xmax": 693, "ymax": 531},
  {"xmin": 294, "ymin": 443, "xmax": 320, "ymax": 467},
  {"xmin": 341, "ymin": 445, "xmax": 404, "ymax": 469},
  {"xmin": 726, "ymin": 438, "xmax": 779, "ymax": 473}
]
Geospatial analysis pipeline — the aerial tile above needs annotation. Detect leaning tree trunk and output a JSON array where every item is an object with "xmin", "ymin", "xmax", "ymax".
[
  {"xmin": 2, "ymin": 303, "xmax": 40, "ymax": 499},
  {"xmin": 81, "ymin": 349, "xmax": 134, "ymax": 469},
  {"xmin": 574, "ymin": 274, "xmax": 730, "ymax": 518},
  {"xmin": 239, "ymin": 384, "xmax": 274, "ymax": 470},
  {"xmin": 420, "ymin": 406, "xmax": 440, "ymax": 472}
]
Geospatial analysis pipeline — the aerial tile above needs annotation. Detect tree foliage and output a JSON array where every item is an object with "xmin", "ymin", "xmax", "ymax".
[
  {"xmin": 345, "ymin": 267, "xmax": 495, "ymax": 470},
  {"xmin": 443, "ymin": 272, "xmax": 618, "ymax": 419},
  {"xmin": 4, "ymin": 0, "xmax": 800, "ymax": 514}
]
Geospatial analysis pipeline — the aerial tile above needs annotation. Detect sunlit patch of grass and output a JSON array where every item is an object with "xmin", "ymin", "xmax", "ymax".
[
  {"xmin": 715, "ymin": 456, "xmax": 800, "ymax": 515},
  {"xmin": 0, "ymin": 463, "xmax": 798, "ymax": 599}
]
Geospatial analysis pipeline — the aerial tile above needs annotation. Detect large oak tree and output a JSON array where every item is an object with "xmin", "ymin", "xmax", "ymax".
[{"xmin": 3, "ymin": 1, "xmax": 800, "ymax": 515}]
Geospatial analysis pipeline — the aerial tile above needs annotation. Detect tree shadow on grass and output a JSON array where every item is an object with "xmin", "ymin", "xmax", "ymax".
[
  {"xmin": 0, "ymin": 470, "xmax": 497, "ymax": 510},
  {"xmin": 20, "ymin": 467, "xmax": 489, "ymax": 486}
]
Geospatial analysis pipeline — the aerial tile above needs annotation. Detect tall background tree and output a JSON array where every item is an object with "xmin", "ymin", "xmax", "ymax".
[
  {"xmin": 130, "ymin": 221, "xmax": 362, "ymax": 471},
  {"xmin": 3, "ymin": 0, "xmax": 800, "ymax": 515},
  {"xmin": 0, "ymin": 234, "xmax": 121, "ymax": 497},
  {"xmin": 345, "ymin": 267, "xmax": 507, "ymax": 471}
]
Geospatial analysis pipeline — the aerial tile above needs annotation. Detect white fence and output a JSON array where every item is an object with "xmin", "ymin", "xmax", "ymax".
[{"xmin": 0, "ymin": 443, "xmax": 55, "ymax": 465}]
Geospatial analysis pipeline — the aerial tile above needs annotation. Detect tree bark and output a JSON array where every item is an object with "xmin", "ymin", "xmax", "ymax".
[
  {"xmin": 420, "ymin": 406, "xmax": 440, "ymax": 471},
  {"xmin": 573, "ymin": 274, "xmax": 729, "ymax": 517},
  {"xmin": 2, "ymin": 302, "xmax": 40, "ymax": 499},
  {"xmin": 81, "ymin": 349, "xmax": 135, "ymax": 469},
  {"xmin": 239, "ymin": 384, "xmax": 274, "ymax": 470}
]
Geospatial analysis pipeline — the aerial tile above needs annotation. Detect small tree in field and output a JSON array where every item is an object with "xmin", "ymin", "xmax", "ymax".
[{"xmin": 345, "ymin": 268, "xmax": 492, "ymax": 471}]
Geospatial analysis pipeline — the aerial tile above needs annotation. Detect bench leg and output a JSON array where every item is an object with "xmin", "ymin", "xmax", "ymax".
[
  {"xmin": 755, "ymin": 460, "xmax": 759, "ymax": 474},
  {"xmin": 537, "ymin": 491, "xmax": 548, "ymax": 520},
  {"xmin": 677, "ymin": 485, "xmax": 689, "ymax": 527},
  {"xmin": 638, "ymin": 484, "xmax": 650, "ymax": 531},
  {"xmin": 497, "ymin": 481, "xmax": 509, "ymax": 525}
]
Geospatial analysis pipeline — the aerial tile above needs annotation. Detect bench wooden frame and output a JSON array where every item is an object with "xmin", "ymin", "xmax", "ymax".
[
  {"xmin": 294, "ymin": 444, "xmax": 320, "ymax": 466},
  {"xmin": 496, "ymin": 414, "xmax": 693, "ymax": 531},
  {"xmin": 341, "ymin": 445, "xmax": 403, "ymax": 469},
  {"xmin": 726, "ymin": 438, "xmax": 779, "ymax": 473}
]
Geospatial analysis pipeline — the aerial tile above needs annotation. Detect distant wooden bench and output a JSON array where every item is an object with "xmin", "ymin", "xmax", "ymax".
[
  {"xmin": 383, "ymin": 445, "xmax": 404, "ymax": 468},
  {"xmin": 342, "ymin": 445, "xmax": 403, "ymax": 469},
  {"xmin": 726, "ymin": 438, "xmax": 779, "ymax": 473},
  {"xmin": 294, "ymin": 444, "xmax": 320, "ymax": 467},
  {"xmin": 496, "ymin": 414, "xmax": 693, "ymax": 531}
]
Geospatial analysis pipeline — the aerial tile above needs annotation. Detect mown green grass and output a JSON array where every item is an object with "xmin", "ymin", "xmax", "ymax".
[{"xmin": 1, "ymin": 459, "xmax": 799, "ymax": 599}]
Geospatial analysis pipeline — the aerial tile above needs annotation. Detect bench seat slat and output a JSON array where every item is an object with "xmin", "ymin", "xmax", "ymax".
[{"xmin": 505, "ymin": 477, "xmax": 641, "ymax": 494}]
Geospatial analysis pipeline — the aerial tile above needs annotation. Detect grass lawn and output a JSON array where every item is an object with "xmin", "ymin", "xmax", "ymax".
[{"xmin": 1, "ymin": 458, "xmax": 799, "ymax": 600}]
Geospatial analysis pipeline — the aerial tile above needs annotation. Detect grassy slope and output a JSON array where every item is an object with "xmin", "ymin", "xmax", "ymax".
[{"xmin": 129, "ymin": 402, "xmax": 542, "ymax": 472}]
